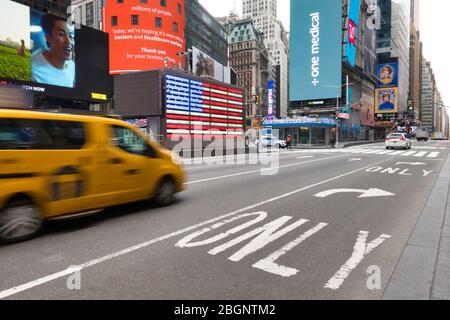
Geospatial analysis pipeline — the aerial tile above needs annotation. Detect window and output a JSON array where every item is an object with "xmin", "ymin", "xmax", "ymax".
[
  {"xmin": 140, "ymin": 0, "xmax": 148, "ymax": 3},
  {"xmin": 173, "ymin": 22, "xmax": 178, "ymax": 33},
  {"xmin": 85, "ymin": 2, "xmax": 94, "ymax": 28},
  {"xmin": 0, "ymin": 119, "xmax": 85, "ymax": 150},
  {"xmin": 160, "ymin": 0, "xmax": 167, "ymax": 7},
  {"xmin": 111, "ymin": 16, "xmax": 118, "ymax": 26},
  {"xmin": 155, "ymin": 17, "xmax": 163, "ymax": 28},
  {"xmin": 117, "ymin": 0, "xmax": 123, "ymax": 3},
  {"xmin": 131, "ymin": 15, "xmax": 139, "ymax": 26},
  {"xmin": 111, "ymin": 126, "xmax": 156, "ymax": 157},
  {"xmin": 177, "ymin": 3, "xmax": 182, "ymax": 14}
]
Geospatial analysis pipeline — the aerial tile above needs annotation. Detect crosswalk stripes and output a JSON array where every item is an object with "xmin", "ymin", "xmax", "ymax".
[{"xmin": 342, "ymin": 149, "xmax": 441, "ymax": 159}]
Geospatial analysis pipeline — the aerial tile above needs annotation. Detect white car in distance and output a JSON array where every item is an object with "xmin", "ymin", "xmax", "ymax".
[{"xmin": 386, "ymin": 133, "xmax": 413, "ymax": 150}]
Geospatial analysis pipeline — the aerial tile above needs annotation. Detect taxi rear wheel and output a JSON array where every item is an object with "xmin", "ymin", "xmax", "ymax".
[
  {"xmin": 0, "ymin": 198, "xmax": 43, "ymax": 244},
  {"xmin": 155, "ymin": 178, "xmax": 176, "ymax": 207}
]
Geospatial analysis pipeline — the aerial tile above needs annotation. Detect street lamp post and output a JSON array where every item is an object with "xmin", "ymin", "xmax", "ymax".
[{"xmin": 324, "ymin": 76, "xmax": 352, "ymax": 149}]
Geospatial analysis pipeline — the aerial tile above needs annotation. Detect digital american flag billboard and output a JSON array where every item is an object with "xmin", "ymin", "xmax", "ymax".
[{"xmin": 165, "ymin": 74, "xmax": 244, "ymax": 138}]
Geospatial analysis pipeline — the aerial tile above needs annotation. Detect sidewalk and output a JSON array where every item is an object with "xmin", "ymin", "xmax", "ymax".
[{"xmin": 383, "ymin": 153, "xmax": 450, "ymax": 300}]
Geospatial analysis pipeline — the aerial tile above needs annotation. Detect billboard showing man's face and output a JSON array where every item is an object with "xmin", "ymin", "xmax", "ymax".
[
  {"xmin": 375, "ymin": 88, "xmax": 399, "ymax": 114},
  {"xmin": 0, "ymin": 0, "xmax": 112, "ymax": 102},
  {"xmin": 31, "ymin": 11, "xmax": 76, "ymax": 88}
]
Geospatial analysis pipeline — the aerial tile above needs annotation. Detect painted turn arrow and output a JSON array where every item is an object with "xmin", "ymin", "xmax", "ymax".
[
  {"xmin": 314, "ymin": 188, "xmax": 396, "ymax": 199},
  {"xmin": 396, "ymin": 162, "xmax": 427, "ymax": 166}
]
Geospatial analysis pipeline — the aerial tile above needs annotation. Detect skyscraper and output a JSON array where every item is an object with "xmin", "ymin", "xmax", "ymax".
[
  {"xmin": 377, "ymin": 0, "xmax": 411, "ymax": 114},
  {"xmin": 242, "ymin": 0, "xmax": 289, "ymax": 118}
]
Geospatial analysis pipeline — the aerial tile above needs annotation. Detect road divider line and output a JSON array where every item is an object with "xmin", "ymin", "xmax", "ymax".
[
  {"xmin": 185, "ymin": 155, "xmax": 347, "ymax": 185},
  {"xmin": 0, "ymin": 158, "xmax": 392, "ymax": 299}
]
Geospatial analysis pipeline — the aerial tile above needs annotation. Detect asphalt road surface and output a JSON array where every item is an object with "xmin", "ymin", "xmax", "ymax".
[{"xmin": 1, "ymin": 140, "xmax": 449, "ymax": 300}]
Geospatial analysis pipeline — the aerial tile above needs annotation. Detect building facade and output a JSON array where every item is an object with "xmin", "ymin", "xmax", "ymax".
[
  {"xmin": 185, "ymin": 0, "xmax": 229, "ymax": 67},
  {"xmin": 242, "ymin": 0, "xmax": 289, "ymax": 118},
  {"xmin": 70, "ymin": 0, "xmax": 104, "ymax": 30},
  {"xmin": 377, "ymin": 0, "xmax": 411, "ymax": 114},
  {"xmin": 228, "ymin": 18, "xmax": 269, "ymax": 127},
  {"xmin": 421, "ymin": 59, "xmax": 434, "ymax": 131},
  {"xmin": 408, "ymin": 0, "xmax": 421, "ymax": 121}
]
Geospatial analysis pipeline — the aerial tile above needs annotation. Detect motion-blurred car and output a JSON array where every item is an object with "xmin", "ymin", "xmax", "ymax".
[
  {"xmin": 256, "ymin": 135, "xmax": 287, "ymax": 149},
  {"xmin": 385, "ymin": 133, "xmax": 413, "ymax": 150}
]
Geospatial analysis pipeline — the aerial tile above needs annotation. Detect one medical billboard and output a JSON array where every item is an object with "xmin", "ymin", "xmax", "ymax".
[
  {"xmin": 377, "ymin": 60, "xmax": 399, "ymax": 88},
  {"xmin": 344, "ymin": 0, "xmax": 360, "ymax": 66},
  {"xmin": 104, "ymin": 0, "xmax": 186, "ymax": 75},
  {"xmin": 192, "ymin": 46, "xmax": 224, "ymax": 82},
  {"xmin": 0, "ymin": 0, "xmax": 112, "ymax": 102},
  {"xmin": 290, "ymin": 0, "xmax": 342, "ymax": 101},
  {"xmin": 375, "ymin": 88, "xmax": 399, "ymax": 114}
]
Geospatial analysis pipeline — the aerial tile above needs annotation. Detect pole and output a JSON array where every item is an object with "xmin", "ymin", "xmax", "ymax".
[{"xmin": 336, "ymin": 93, "xmax": 340, "ymax": 149}]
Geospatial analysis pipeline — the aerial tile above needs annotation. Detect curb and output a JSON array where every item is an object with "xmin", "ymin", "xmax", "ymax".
[{"xmin": 382, "ymin": 154, "xmax": 450, "ymax": 300}]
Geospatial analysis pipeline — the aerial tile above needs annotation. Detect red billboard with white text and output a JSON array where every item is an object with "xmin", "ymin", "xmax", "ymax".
[{"xmin": 104, "ymin": 0, "xmax": 185, "ymax": 75}]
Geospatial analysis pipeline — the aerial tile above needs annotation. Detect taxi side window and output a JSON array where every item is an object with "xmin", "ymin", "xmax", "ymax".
[
  {"xmin": 111, "ymin": 125, "xmax": 157, "ymax": 158},
  {"xmin": 0, "ymin": 119, "xmax": 85, "ymax": 150}
]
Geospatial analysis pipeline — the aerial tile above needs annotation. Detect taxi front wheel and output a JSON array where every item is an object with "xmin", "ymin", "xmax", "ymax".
[
  {"xmin": 0, "ymin": 199, "xmax": 43, "ymax": 244},
  {"xmin": 154, "ymin": 178, "xmax": 176, "ymax": 207}
]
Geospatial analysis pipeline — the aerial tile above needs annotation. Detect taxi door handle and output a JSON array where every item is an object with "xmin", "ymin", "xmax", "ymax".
[
  {"xmin": 126, "ymin": 169, "xmax": 142, "ymax": 176},
  {"xmin": 108, "ymin": 158, "xmax": 124, "ymax": 165}
]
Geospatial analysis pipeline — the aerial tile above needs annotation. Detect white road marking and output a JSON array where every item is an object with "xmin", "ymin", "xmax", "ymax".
[
  {"xmin": 396, "ymin": 162, "xmax": 427, "ymax": 166},
  {"xmin": 389, "ymin": 151, "xmax": 406, "ymax": 156},
  {"xmin": 423, "ymin": 170, "xmax": 433, "ymax": 177},
  {"xmin": 401, "ymin": 151, "xmax": 418, "ymax": 157},
  {"xmin": 296, "ymin": 156, "xmax": 314, "ymax": 159},
  {"xmin": 314, "ymin": 188, "xmax": 395, "ymax": 199},
  {"xmin": 0, "ymin": 158, "xmax": 392, "ymax": 299},
  {"xmin": 253, "ymin": 223, "xmax": 328, "ymax": 277},
  {"xmin": 186, "ymin": 155, "xmax": 346, "ymax": 185},
  {"xmin": 324, "ymin": 231, "xmax": 392, "ymax": 290},
  {"xmin": 427, "ymin": 152, "xmax": 440, "ymax": 158},
  {"xmin": 413, "ymin": 151, "xmax": 429, "ymax": 158}
]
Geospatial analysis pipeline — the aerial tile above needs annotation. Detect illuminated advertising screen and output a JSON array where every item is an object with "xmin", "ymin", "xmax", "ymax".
[
  {"xmin": 104, "ymin": 0, "xmax": 186, "ymax": 75},
  {"xmin": 192, "ymin": 46, "xmax": 224, "ymax": 82},
  {"xmin": 289, "ymin": 0, "xmax": 342, "ymax": 101},
  {"xmin": 375, "ymin": 88, "xmax": 399, "ymax": 114},
  {"xmin": 377, "ymin": 61, "xmax": 399, "ymax": 88},
  {"xmin": 267, "ymin": 80, "xmax": 274, "ymax": 121},
  {"xmin": 344, "ymin": 0, "xmax": 360, "ymax": 66},
  {"xmin": 165, "ymin": 75, "xmax": 244, "ymax": 138},
  {"xmin": 0, "ymin": 0, "xmax": 112, "ymax": 102}
]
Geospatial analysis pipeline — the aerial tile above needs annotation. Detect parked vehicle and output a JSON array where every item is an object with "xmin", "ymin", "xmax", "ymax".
[
  {"xmin": 0, "ymin": 109, "xmax": 185, "ymax": 243},
  {"xmin": 431, "ymin": 132, "xmax": 446, "ymax": 140},
  {"xmin": 416, "ymin": 127, "xmax": 431, "ymax": 142},
  {"xmin": 385, "ymin": 133, "xmax": 413, "ymax": 150},
  {"xmin": 256, "ymin": 135, "xmax": 287, "ymax": 149}
]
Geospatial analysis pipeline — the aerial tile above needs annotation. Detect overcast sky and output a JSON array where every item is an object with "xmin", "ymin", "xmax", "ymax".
[{"xmin": 199, "ymin": 0, "xmax": 449, "ymax": 108}]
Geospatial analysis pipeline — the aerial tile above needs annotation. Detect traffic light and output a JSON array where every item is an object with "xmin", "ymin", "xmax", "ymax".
[{"xmin": 255, "ymin": 95, "xmax": 260, "ymax": 106}]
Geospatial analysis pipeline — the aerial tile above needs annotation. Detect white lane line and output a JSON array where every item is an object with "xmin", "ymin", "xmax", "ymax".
[
  {"xmin": 413, "ymin": 151, "xmax": 428, "ymax": 158},
  {"xmin": 427, "ymin": 152, "xmax": 440, "ymax": 158},
  {"xmin": 186, "ymin": 155, "xmax": 347, "ymax": 185},
  {"xmin": 0, "ymin": 158, "xmax": 393, "ymax": 299},
  {"xmin": 296, "ymin": 156, "xmax": 314, "ymax": 160}
]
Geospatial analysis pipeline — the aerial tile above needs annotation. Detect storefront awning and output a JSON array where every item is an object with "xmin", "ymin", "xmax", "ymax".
[{"xmin": 262, "ymin": 117, "xmax": 337, "ymax": 128}]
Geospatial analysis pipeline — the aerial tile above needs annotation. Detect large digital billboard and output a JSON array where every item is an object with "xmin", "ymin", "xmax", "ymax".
[
  {"xmin": 104, "ymin": 0, "xmax": 186, "ymax": 75},
  {"xmin": 0, "ymin": 0, "xmax": 112, "ymax": 102},
  {"xmin": 344, "ymin": 0, "xmax": 360, "ymax": 66},
  {"xmin": 375, "ymin": 88, "xmax": 399, "ymax": 114},
  {"xmin": 289, "ymin": 0, "xmax": 342, "ymax": 101},
  {"xmin": 192, "ymin": 46, "xmax": 224, "ymax": 82},
  {"xmin": 377, "ymin": 61, "xmax": 399, "ymax": 88},
  {"xmin": 165, "ymin": 74, "xmax": 244, "ymax": 138}
]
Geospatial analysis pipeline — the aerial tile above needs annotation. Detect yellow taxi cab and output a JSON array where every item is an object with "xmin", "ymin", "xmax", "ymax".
[{"xmin": 0, "ymin": 109, "xmax": 185, "ymax": 243}]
